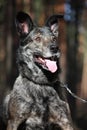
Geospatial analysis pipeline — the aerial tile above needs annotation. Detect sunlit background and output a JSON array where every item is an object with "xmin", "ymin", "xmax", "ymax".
[{"xmin": 0, "ymin": 0, "xmax": 87, "ymax": 129}]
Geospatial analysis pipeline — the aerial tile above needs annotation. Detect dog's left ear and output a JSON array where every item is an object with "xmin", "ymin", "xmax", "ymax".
[
  {"xmin": 45, "ymin": 15, "xmax": 63, "ymax": 37},
  {"xmin": 15, "ymin": 11, "xmax": 34, "ymax": 37}
]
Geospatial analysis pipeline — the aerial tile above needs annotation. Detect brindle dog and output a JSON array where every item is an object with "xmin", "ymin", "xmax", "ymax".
[{"xmin": 4, "ymin": 12, "xmax": 74, "ymax": 130}]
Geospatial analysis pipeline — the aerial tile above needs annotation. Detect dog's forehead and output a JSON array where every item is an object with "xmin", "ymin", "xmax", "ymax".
[{"xmin": 30, "ymin": 27, "xmax": 52, "ymax": 37}]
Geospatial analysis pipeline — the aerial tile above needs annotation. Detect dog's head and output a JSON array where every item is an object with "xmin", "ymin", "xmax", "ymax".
[{"xmin": 16, "ymin": 12, "xmax": 63, "ymax": 84}]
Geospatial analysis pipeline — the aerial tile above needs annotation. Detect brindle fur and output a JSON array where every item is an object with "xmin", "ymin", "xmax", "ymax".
[{"xmin": 3, "ymin": 12, "xmax": 74, "ymax": 130}]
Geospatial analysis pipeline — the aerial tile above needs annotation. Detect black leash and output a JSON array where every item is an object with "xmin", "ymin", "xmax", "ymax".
[{"xmin": 60, "ymin": 81, "xmax": 87, "ymax": 103}]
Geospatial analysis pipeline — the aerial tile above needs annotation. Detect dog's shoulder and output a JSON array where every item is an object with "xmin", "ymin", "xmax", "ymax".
[{"xmin": 13, "ymin": 75, "xmax": 23, "ymax": 89}]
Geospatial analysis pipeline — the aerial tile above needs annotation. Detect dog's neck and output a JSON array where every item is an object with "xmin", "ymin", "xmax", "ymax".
[
  {"xmin": 22, "ymin": 73, "xmax": 58, "ymax": 86},
  {"xmin": 20, "ymin": 68, "xmax": 59, "ymax": 86}
]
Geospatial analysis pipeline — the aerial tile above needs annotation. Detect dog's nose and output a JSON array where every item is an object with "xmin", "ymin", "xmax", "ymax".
[{"xmin": 50, "ymin": 45, "xmax": 58, "ymax": 53}]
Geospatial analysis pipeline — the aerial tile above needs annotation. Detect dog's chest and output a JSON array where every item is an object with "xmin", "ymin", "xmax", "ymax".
[
  {"xmin": 23, "ymin": 81, "xmax": 54, "ymax": 102},
  {"xmin": 21, "ymin": 80, "xmax": 58, "ymax": 112},
  {"xmin": 12, "ymin": 76, "xmax": 59, "ymax": 122}
]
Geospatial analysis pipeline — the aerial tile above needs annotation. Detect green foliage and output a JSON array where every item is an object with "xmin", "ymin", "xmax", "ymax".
[{"xmin": 33, "ymin": 0, "xmax": 43, "ymax": 24}]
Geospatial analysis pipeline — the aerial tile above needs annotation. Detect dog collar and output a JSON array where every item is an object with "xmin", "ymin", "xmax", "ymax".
[{"xmin": 22, "ymin": 74, "xmax": 58, "ymax": 87}]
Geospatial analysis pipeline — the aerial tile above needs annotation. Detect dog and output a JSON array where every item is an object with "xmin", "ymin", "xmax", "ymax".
[{"xmin": 3, "ymin": 12, "xmax": 74, "ymax": 130}]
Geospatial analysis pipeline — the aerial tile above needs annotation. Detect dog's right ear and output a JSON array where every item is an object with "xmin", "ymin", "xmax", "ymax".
[
  {"xmin": 15, "ymin": 11, "xmax": 34, "ymax": 37},
  {"xmin": 45, "ymin": 14, "xmax": 63, "ymax": 37}
]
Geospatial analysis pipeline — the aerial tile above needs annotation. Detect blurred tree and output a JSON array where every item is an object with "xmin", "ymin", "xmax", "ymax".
[
  {"xmin": 65, "ymin": 0, "xmax": 84, "ymax": 120},
  {"xmin": 0, "ymin": 0, "xmax": 7, "ymax": 95},
  {"xmin": 76, "ymin": 2, "xmax": 87, "ymax": 129},
  {"xmin": 80, "ymin": 1, "xmax": 87, "ymax": 101}
]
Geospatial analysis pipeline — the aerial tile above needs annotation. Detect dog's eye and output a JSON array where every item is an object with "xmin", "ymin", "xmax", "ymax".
[
  {"xmin": 52, "ymin": 37, "xmax": 57, "ymax": 42},
  {"xmin": 35, "ymin": 37, "xmax": 41, "ymax": 42}
]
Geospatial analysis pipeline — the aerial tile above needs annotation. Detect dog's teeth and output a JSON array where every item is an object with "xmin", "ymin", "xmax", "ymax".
[{"xmin": 38, "ymin": 57, "xmax": 45, "ymax": 64}]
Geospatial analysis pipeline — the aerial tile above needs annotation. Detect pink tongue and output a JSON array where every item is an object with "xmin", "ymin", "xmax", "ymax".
[{"xmin": 45, "ymin": 59, "xmax": 57, "ymax": 73}]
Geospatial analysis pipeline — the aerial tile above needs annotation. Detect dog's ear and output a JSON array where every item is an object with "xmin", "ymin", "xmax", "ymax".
[
  {"xmin": 45, "ymin": 15, "xmax": 63, "ymax": 37},
  {"xmin": 15, "ymin": 11, "xmax": 34, "ymax": 37}
]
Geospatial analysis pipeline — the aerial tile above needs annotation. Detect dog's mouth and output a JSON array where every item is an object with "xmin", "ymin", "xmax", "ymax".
[{"xmin": 34, "ymin": 53, "xmax": 59, "ymax": 73}]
